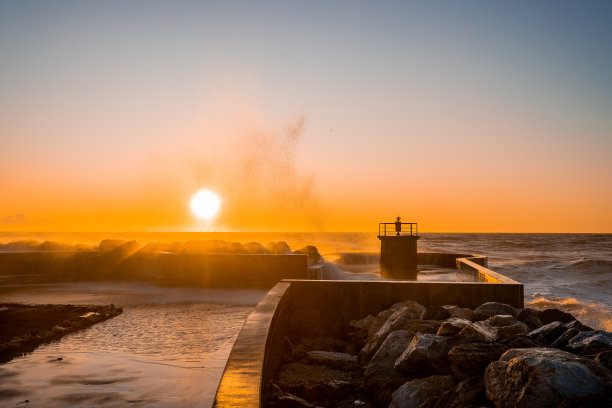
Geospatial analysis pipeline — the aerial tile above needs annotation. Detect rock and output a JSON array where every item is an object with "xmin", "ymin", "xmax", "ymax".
[
  {"xmin": 426, "ymin": 336, "xmax": 453, "ymax": 375},
  {"xmin": 556, "ymin": 395, "xmax": 612, "ymax": 408},
  {"xmin": 595, "ymin": 350, "xmax": 612, "ymax": 370},
  {"xmin": 521, "ymin": 313, "xmax": 544, "ymax": 331},
  {"xmin": 277, "ymin": 362, "xmax": 357, "ymax": 403},
  {"xmin": 348, "ymin": 314, "xmax": 375, "ymax": 347},
  {"xmin": 266, "ymin": 241, "xmax": 292, "ymax": 254},
  {"xmin": 454, "ymin": 321, "xmax": 497, "ymax": 343},
  {"xmin": 367, "ymin": 308, "xmax": 395, "ymax": 342},
  {"xmin": 566, "ymin": 330, "xmax": 612, "ymax": 355},
  {"xmin": 487, "ymin": 314, "xmax": 518, "ymax": 327},
  {"xmin": 437, "ymin": 318, "xmax": 470, "ymax": 336},
  {"xmin": 528, "ymin": 321, "xmax": 567, "ymax": 345},
  {"xmin": 549, "ymin": 328, "xmax": 581, "ymax": 349},
  {"xmin": 304, "ymin": 351, "xmax": 358, "ymax": 370},
  {"xmin": 429, "ymin": 375, "xmax": 486, "ymax": 408},
  {"xmin": 537, "ymin": 308, "xmax": 576, "ymax": 324},
  {"xmin": 293, "ymin": 246, "xmax": 323, "ymax": 266},
  {"xmin": 473, "ymin": 302, "xmax": 516, "ymax": 321},
  {"xmin": 420, "ymin": 306, "xmax": 450, "ymax": 321},
  {"xmin": 294, "ymin": 337, "xmax": 354, "ymax": 359},
  {"xmin": 403, "ymin": 320, "xmax": 442, "ymax": 335},
  {"xmin": 267, "ymin": 393, "xmax": 317, "ymax": 408},
  {"xmin": 442, "ymin": 305, "xmax": 457, "ymax": 314},
  {"xmin": 349, "ymin": 314, "xmax": 375, "ymax": 331},
  {"xmin": 388, "ymin": 375, "xmax": 454, "ymax": 408},
  {"xmin": 495, "ymin": 322, "xmax": 530, "ymax": 340},
  {"xmin": 565, "ymin": 319, "xmax": 594, "ymax": 332},
  {"xmin": 485, "ymin": 347, "xmax": 612, "ymax": 408},
  {"xmin": 364, "ymin": 330, "xmax": 415, "ymax": 405},
  {"xmin": 448, "ymin": 343, "xmax": 508, "ymax": 380},
  {"xmin": 359, "ymin": 306, "xmax": 422, "ymax": 362},
  {"xmin": 450, "ymin": 307, "xmax": 474, "ymax": 321},
  {"xmin": 497, "ymin": 334, "xmax": 540, "ymax": 349},
  {"xmin": 392, "ymin": 300, "xmax": 426, "ymax": 314},
  {"xmin": 394, "ymin": 333, "xmax": 447, "ymax": 374},
  {"xmin": 517, "ymin": 307, "xmax": 538, "ymax": 321}
]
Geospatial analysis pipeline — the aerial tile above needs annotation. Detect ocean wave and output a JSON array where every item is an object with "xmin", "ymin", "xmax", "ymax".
[
  {"xmin": 566, "ymin": 258, "xmax": 612, "ymax": 273},
  {"xmin": 526, "ymin": 296, "xmax": 612, "ymax": 331}
]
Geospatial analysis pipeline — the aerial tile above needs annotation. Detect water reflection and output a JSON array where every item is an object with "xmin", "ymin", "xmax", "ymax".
[{"xmin": 0, "ymin": 283, "xmax": 261, "ymax": 407}]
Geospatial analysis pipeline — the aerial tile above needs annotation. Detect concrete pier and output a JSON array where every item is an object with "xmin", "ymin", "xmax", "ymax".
[{"xmin": 378, "ymin": 218, "xmax": 420, "ymax": 278}]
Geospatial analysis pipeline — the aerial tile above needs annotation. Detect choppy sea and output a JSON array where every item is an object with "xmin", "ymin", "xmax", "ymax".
[{"xmin": 0, "ymin": 232, "xmax": 610, "ymax": 407}]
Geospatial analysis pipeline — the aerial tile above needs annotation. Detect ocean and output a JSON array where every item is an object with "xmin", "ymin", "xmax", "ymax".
[{"xmin": 0, "ymin": 232, "xmax": 610, "ymax": 407}]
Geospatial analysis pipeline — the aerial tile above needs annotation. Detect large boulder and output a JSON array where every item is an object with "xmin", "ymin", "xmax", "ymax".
[
  {"xmin": 428, "ymin": 375, "xmax": 487, "ymax": 408},
  {"xmin": 293, "ymin": 336, "xmax": 354, "ymax": 359},
  {"xmin": 304, "ymin": 351, "xmax": 358, "ymax": 371},
  {"xmin": 450, "ymin": 307, "xmax": 474, "ymax": 321},
  {"xmin": 519, "ymin": 311, "xmax": 544, "ymax": 331},
  {"xmin": 394, "ymin": 333, "xmax": 447, "ymax": 374},
  {"xmin": 487, "ymin": 314, "xmax": 519, "ymax": 327},
  {"xmin": 359, "ymin": 306, "xmax": 422, "ymax": 362},
  {"xmin": 496, "ymin": 322, "xmax": 530, "ymax": 340},
  {"xmin": 537, "ymin": 308, "xmax": 576, "ymax": 325},
  {"xmin": 549, "ymin": 327, "xmax": 581, "ymax": 349},
  {"xmin": 437, "ymin": 318, "xmax": 470, "ymax": 336},
  {"xmin": 565, "ymin": 319, "xmax": 593, "ymax": 332},
  {"xmin": 485, "ymin": 347, "xmax": 612, "ymax": 408},
  {"xmin": 403, "ymin": 320, "xmax": 442, "ymax": 335},
  {"xmin": 293, "ymin": 245, "xmax": 323, "ymax": 265},
  {"xmin": 447, "ymin": 342, "xmax": 508, "ymax": 380},
  {"xmin": 368, "ymin": 308, "xmax": 395, "ymax": 340},
  {"xmin": 364, "ymin": 330, "xmax": 415, "ymax": 405},
  {"xmin": 454, "ymin": 321, "xmax": 498, "ymax": 343},
  {"xmin": 276, "ymin": 362, "xmax": 357, "ymax": 403},
  {"xmin": 595, "ymin": 350, "xmax": 612, "ymax": 371},
  {"xmin": 420, "ymin": 306, "xmax": 450, "ymax": 321},
  {"xmin": 348, "ymin": 314, "xmax": 375, "ymax": 347},
  {"xmin": 388, "ymin": 375, "xmax": 454, "ymax": 408},
  {"xmin": 473, "ymin": 302, "xmax": 516, "ymax": 321},
  {"xmin": 528, "ymin": 321, "xmax": 567, "ymax": 345},
  {"xmin": 565, "ymin": 330, "xmax": 612, "ymax": 356}
]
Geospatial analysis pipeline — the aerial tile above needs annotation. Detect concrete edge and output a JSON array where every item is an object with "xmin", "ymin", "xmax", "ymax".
[
  {"xmin": 213, "ymin": 281, "xmax": 291, "ymax": 408},
  {"xmin": 457, "ymin": 255, "xmax": 521, "ymax": 284}
]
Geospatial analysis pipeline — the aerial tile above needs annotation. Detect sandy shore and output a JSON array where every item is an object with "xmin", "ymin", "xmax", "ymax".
[{"xmin": 0, "ymin": 303, "xmax": 122, "ymax": 364}]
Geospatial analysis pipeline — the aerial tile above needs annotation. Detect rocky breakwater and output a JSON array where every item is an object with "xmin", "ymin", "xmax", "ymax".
[{"xmin": 266, "ymin": 301, "xmax": 612, "ymax": 408}]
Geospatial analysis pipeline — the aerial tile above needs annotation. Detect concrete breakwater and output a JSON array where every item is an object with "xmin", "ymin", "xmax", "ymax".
[
  {"xmin": 0, "ymin": 240, "xmax": 308, "ymax": 288},
  {"xmin": 214, "ymin": 277, "xmax": 611, "ymax": 407},
  {"xmin": 214, "ymin": 269, "xmax": 526, "ymax": 407},
  {"xmin": 265, "ymin": 300, "xmax": 612, "ymax": 407}
]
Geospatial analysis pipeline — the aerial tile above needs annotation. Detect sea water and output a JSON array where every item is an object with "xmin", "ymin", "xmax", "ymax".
[{"xmin": 0, "ymin": 232, "xmax": 610, "ymax": 407}]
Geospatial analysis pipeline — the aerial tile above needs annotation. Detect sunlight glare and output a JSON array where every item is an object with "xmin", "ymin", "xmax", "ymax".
[{"xmin": 190, "ymin": 189, "xmax": 221, "ymax": 220}]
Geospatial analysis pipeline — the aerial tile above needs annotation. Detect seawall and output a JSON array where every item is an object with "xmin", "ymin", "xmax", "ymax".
[
  {"xmin": 0, "ymin": 251, "xmax": 308, "ymax": 289},
  {"xmin": 214, "ymin": 263, "xmax": 524, "ymax": 407}
]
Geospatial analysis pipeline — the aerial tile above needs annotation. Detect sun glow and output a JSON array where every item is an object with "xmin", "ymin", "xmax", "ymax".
[{"xmin": 190, "ymin": 189, "xmax": 221, "ymax": 220}]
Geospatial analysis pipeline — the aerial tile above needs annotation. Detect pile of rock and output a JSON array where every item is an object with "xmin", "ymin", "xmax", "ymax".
[{"xmin": 266, "ymin": 301, "xmax": 612, "ymax": 408}]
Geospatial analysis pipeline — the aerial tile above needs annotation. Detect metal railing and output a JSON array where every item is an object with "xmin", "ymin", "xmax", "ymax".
[{"xmin": 378, "ymin": 222, "xmax": 418, "ymax": 237}]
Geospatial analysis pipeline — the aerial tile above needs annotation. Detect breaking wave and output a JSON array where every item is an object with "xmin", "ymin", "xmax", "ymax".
[{"xmin": 526, "ymin": 296, "xmax": 612, "ymax": 331}]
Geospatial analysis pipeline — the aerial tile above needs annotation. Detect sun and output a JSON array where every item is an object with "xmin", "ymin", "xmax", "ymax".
[{"xmin": 190, "ymin": 189, "xmax": 221, "ymax": 220}]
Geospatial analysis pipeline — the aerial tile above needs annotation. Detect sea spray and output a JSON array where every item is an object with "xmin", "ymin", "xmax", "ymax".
[{"xmin": 527, "ymin": 296, "xmax": 612, "ymax": 332}]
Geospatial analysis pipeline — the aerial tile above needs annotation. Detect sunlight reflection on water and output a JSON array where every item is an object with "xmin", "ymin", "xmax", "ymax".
[{"xmin": 0, "ymin": 283, "xmax": 259, "ymax": 407}]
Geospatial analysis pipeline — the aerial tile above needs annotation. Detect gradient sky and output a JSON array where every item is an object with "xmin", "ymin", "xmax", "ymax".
[{"xmin": 1, "ymin": 1, "xmax": 611, "ymax": 232}]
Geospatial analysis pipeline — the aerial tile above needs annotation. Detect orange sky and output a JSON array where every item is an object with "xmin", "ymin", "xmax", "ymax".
[{"xmin": 1, "ymin": 2, "xmax": 611, "ymax": 233}]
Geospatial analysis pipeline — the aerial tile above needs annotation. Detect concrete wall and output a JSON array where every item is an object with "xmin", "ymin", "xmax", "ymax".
[
  {"xmin": 0, "ymin": 251, "xmax": 308, "ymax": 288},
  {"xmin": 214, "ymin": 276, "xmax": 524, "ymax": 407}
]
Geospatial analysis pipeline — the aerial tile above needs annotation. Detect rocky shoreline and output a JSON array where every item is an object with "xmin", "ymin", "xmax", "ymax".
[
  {"xmin": 0, "ymin": 303, "xmax": 123, "ymax": 364},
  {"xmin": 266, "ymin": 301, "xmax": 612, "ymax": 408}
]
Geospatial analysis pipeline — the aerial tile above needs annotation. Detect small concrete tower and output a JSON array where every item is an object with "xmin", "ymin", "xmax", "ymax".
[{"xmin": 377, "ymin": 217, "xmax": 420, "ymax": 279}]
